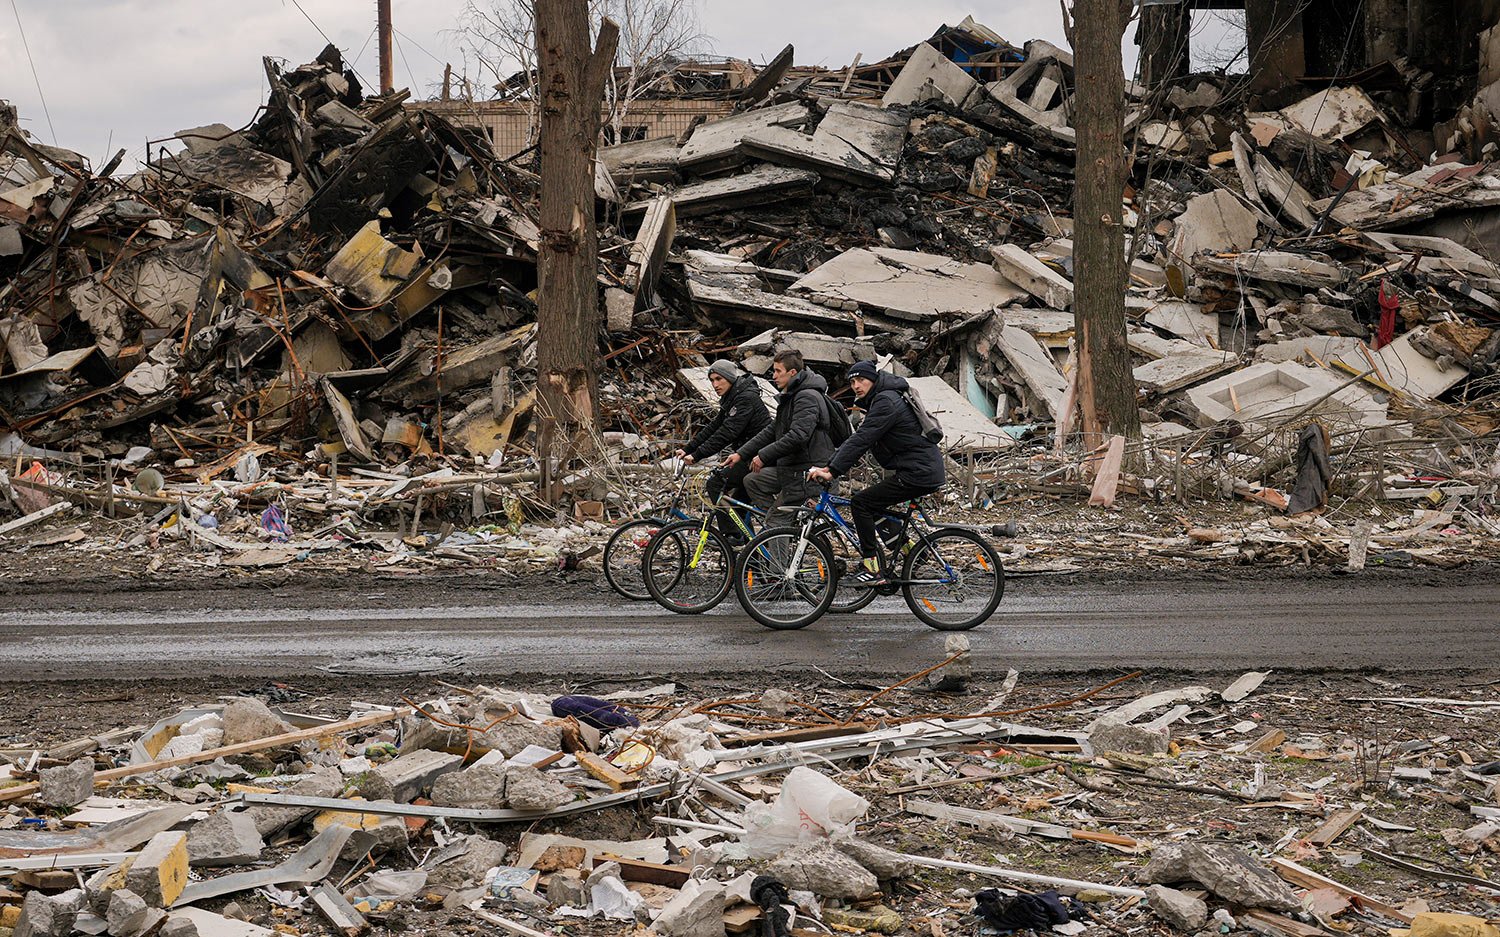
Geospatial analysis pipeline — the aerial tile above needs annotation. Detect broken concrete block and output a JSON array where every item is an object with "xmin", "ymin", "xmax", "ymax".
[
  {"xmin": 1138, "ymin": 843, "xmax": 1300, "ymax": 911},
  {"xmin": 1195, "ymin": 250, "xmax": 1345, "ymax": 288},
  {"xmin": 547, "ymin": 869, "xmax": 589, "ymax": 909},
  {"xmin": 1145, "ymin": 885, "xmax": 1208, "ymax": 931},
  {"xmin": 430, "ymin": 763, "xmax": 508, "ymax": 808},
  {"xmin": 159, "ymin": 917, "xmax": 198, "ymax": 937},
  {"xmin": 1280, "ymin": 86, "xmax": 1380, "ymax": 142},
  {"xmin": 1133, "ymin": 348, "xmax": 1237, "ymax": 395},
  {"xmin": 994, "ymin": 325, "xmax": 1068, "ymax": 419},
  {"xmin": 742, "ymin": 102, "xmax": 907, "ymax": 185},
  {"xmin": 105, "ymin": 890, "xmax": 149, "ymax": 937},
  {"xmin": 990, "ymin": 244, "xmax": 1074, "ymax": 309},
  {"xmin": 124, "ymin": 831, "xmax": 190, "ymax": 907},
  {"xmin": 246, "ymin": 766, "xmax": 342, "ymax": 837},
  {"xmin": 832, "ymin": 838, "xmax": 915, "ymax": 880},
  {"xmin": 1172, "ymin": 189, "xmax": 1259, "ymax": 269},
  {"xmin": 792, "ymin": 247, "xmax": 1026, "ymax": 322},
  {"xmin": 654, "ymin": 879, "xmax": 726, "ymax": 937},
  {"xmin": 219, "ymin": 698, "xmax": 292, "ymax": 747},
  {"xmin": 1184, "ymin": 362, "xmax": 1391, "ymax": 439},
  {"xmin": 14, "ymin": 889, "xmax": 83, "ymax": 937},
  {"xmin": 1089, "ymin": 718, "xmax": 1170, "ymax": 756},
  {"xmin": 765, "ymin": 842, "xmax": 879, "ymax": 900},
  {"xmin": 426, "ymin": 834, "xmax": 510, "ymax": 890},
  {"xmin": 374, "ymin": 749, "xmax": 462, "ymax": 803},
  {"xmin": 187, "ymin": 810, "xmax": 265, "ymax": 867},
  {"xmin": 503, "ymin": 765, "xmax": 573, "ymax": 811},
  {"xmin": 883, "ymin": 42, "xmax": 980, "ymax": 109},
  {"xmin": 1289, "ymin": 303, "xmax": 1366, "ymax": 338},
  {"xmin": 39, "ymin": 755, "xmax": 95, "ymax": 807}
]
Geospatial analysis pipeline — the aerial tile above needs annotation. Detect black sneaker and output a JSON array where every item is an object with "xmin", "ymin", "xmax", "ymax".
[{"xmin": 847, "ymin": 568, "xmax": 891, "ymax": 589}]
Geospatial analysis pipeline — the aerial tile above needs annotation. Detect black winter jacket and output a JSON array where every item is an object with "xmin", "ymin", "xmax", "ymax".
[
  {"xmin": 828, "ymin": 373, "xmax": 945, "ymax": 488},
  {"xmin": 737, "ymin": 369, "xmax": 835, "ymax": 469},
  {"xmin": 686, "ymin": 374, "xmax": 772, "ymax": 461}
]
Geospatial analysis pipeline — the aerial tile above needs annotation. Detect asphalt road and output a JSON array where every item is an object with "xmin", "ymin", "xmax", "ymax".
[{"xmin": 1, "ymin": 576, "xmax": 1495, "ymax": 679}]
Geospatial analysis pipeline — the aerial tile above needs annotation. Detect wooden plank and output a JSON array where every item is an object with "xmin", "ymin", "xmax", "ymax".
[
  {"xmin": 1268, "ymin": 857, "xmax": 1413, "ymax": 923},
  {"xmin": 576, "ymin": 752, "xmax": 638, "ymax": 791},
  {"xmin": 724, "ymin": 905, "xmax": 762, "ymax": 934},
  {"xmin": 1241, "ymin": 909, "xmax": 1331, "ymax": 937},
  {"xmin": 0, "ymin": 710, "xmax": 407, "ymax": 803},
  {"xmin": 1307, "ymin": 808, "xmax": 1363, "ymax": 847},
  {"xmin": 1247, "ymin": 729, "xmax": 1287, "ymax": 753},
  {"xmin": 0, "ymin": 503, "xmax": 71, "ymax": 536},
  {"xmin": 594, "ymin": 855, "xmax": 689, "ymax": 888},
  {"xmin": 724, "ymin": 722, "xmax": 877, "ymax": 748}
]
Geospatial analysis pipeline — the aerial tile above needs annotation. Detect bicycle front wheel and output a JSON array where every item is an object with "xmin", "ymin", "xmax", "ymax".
[
  {"xmin": 814, "ymin": 522, "xmax": 878, "ymax": 615},
  {"xmin": 603, "ymin": 517, "xmax": 667, "ymax": 600},
  {"xmin": 642, "ymin": 520, "xmax": 734, "ymax": 614},
  {"xmin": 901, "ymin": 528, "xmax": 1004, "ymax": 630},
  {"xmin": 734, "ymin": 527, "xmax": 837, "ymax": 630}
]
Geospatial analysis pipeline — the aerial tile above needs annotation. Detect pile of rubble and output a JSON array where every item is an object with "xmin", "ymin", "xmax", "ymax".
[
  {"xmin": 2, "ymin": 16, "xmax": 1500, "ymax": 575},
  {"xmin": 2, "ymin": 660, "xmax": 1498, "ymax": 937}
]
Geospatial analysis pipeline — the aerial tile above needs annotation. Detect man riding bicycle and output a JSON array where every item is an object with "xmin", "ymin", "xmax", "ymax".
[
  {"xmin": 725, "ymin": 349, "xmax": 835, "ymax": 527},
  {"xmin": 676, "ymin": 359, "xmax": 770, "ymax": 506},
  {"xmin": 808, "ymin": 360, "xmax": 944, "ymax": 589}
]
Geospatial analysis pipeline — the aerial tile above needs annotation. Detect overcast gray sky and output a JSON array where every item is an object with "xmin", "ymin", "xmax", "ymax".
[{"xmin": 0, "ymin": 0, "xmax": 1146, "ymax": 172}]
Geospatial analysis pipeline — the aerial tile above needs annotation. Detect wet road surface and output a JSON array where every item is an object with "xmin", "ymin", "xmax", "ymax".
[{"xmin": 2, "ymin": 576, "xmax": 1494, "ymax": 679}]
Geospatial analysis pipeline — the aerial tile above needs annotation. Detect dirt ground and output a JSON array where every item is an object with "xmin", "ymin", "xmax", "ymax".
[{"xmin": 3, "ymin": 668, "xmax": 1497, "ymax": 936}]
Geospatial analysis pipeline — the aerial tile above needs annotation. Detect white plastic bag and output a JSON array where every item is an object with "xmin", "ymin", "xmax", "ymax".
[{"xmin": 738, "ymin": 766, "xmax": 870, "ymax": 858}]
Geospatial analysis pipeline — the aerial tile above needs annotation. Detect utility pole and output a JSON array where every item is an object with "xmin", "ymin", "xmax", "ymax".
[
  {"xmin": 534, "ymin": 2, "xmax": 619, "ymax": 474},
  {"xmin": 377, "ymin": 0, "xmax": 394, "ymax": 94},
  {"xmin": 1067, "ymin": 0, "xmax": 1142, "ymax": 456}
]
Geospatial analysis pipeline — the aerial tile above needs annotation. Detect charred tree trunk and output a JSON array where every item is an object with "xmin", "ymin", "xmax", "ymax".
[
  {"xmin": 534, "ymin": 3, "xmax": 618, "ymax": 468},
  {"xmin": 1069, "ymin": 0, "xmax": 1142, "ymax": 454},
  {"xmin": 1135, "ymin": 3, "xmax": 1190, "ymax": 90}
]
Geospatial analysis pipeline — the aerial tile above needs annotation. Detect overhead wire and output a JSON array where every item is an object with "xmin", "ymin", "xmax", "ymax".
[
  {"xmin": 283, "ymin": 0, "xmax": 373, "ymax": 91},
  {"xmin": 8, "ymin": 0, "xmax": 57, "ymax": 145}
]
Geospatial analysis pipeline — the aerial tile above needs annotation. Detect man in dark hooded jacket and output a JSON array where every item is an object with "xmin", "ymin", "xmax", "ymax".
[
  {"xmin": 809, "ymin": 360, "xmax": 944, "ymax": 587},
  {"xmin": 676, "ymin": 359, "xmax": 771, "ymax": 504},
  {"xmin": 725, "ymin": 350, "xmax": 834, "ymax": 525}
]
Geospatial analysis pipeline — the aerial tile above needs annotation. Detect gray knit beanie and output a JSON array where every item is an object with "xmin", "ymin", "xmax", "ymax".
[{"xmin": 708, "ymin": 359, "xmax": 740, "ymax": 382}]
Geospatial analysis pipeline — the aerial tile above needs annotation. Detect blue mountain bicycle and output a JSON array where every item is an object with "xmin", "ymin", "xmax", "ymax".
[{"xmin": 733, "ymin": 484, "xmax": 1004, "ymax": 631}]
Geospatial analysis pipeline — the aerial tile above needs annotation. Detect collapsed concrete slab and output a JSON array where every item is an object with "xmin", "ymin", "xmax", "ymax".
[
  {"xmin": 992, "ymin": 325, "xmax": 1068, "ymax": 419},
  {"xmin": 678, "ymin": 102, "xmax": 810, "ymax": 173},
  {"xmin": 1183, "ymin": 362, "xmax": 1393, "ymax": 439},
  {"xmin": 741, "ymin": 102, "xmax": 907, "ymax": 185},
  {"xmin": 906, "ymin": 376, "xmax": 1013, "ymax": 451},
  {"xmin": 1171, "ymin": 189, "xmax": 1259, "ymax": 270},
  {"xmin": 626, "ymin": 166, "xmax": 820, "ymax": 219},
  {"xmin": 792, "ymin": 248, "xmax": 1026, "ymax": 322},
  {"xmin": 989, "ymin": 244, "xmax": 1073, "ymax": 309},
  {"xmin": 1194, "ymin": 250, "xmax": 1346, "ymax": 288},
  {"xmin": 883, "ymin": 42, "xmax": 982, "ymax": 108}
]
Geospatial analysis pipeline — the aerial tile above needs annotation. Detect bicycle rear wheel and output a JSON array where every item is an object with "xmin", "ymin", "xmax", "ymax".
[
  {"xmin": 901, "ymin": 528, "xmax": 1004, "ymax": 630},
  {"xmin": 603, "ymin": 517, "xmax": 669, "ymax": 600},
  {"xmin": 642, "ymin": 520, "xmax": 734, "ymax": 614},
  {"xmin": 734, "ymin": 527, "xmax": 837, "ymax": 630}
]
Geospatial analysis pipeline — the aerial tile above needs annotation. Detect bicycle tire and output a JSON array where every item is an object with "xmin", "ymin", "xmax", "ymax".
[
  {"xmin": 642, "ymin": 520, "xmax": 734, "ymax": 614},
  {"xmin": 734, "ymin": 526, "xmax": 837, "ymax": 630},
  {"xmin": 603, "ymin": 517, "xmax": 668, "ymax": 600},
  {"xmin": 813, "ymin": 521, "xmax": 878, "ymax": 615},
  {"xmin": 901, "ymin": 528, "xmax": 1004, "ymax": 631}
]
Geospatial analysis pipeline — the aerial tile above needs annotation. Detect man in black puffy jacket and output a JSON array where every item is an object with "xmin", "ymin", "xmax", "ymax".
[
  {"xmin": 809, "ymin": 360, "xmax": 944, "ymax": 587},
  {"xmin": 676, "ymin": 359, "xmax": 771, "ymax": 504},
  {"xmin": 725, "ymin": 350, "xmax": 835, "ymax": 525}
]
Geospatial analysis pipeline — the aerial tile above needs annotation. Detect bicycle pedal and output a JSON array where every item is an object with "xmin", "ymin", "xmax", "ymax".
[{"xmin": 875, "ymin": 582, "xmax": 900, "ymax": 597}]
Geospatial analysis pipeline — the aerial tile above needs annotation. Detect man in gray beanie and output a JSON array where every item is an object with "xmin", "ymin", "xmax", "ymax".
[{"xmin": 676, "ymin": 359, "xmax": 772, "ymax": 518}]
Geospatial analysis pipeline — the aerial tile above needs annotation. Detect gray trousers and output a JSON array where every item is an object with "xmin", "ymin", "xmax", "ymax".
[{"xmin": 744, "ymin": 464, "xmax": 819, "ymax": 528}]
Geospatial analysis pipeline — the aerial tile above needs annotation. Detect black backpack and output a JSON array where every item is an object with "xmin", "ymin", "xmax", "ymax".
[{"xmin": 821, "ymin": 392, "xmax": 853, "ymax": 446}]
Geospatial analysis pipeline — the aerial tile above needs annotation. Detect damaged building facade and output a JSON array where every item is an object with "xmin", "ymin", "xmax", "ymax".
[{"xmin": 0, "ymin": 5, "xmax": 1497, "ymax": 570}]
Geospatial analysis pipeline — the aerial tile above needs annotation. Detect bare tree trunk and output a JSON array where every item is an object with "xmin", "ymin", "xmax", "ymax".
[
  {"xmin": 1135, "ymin": 4, "xmax": 1190, "ymax": 89},
  {"xmin": 1069, "ymin": 0, "xmax": 1141, "ymax": 455},
  {"xmin": 535, "ymin": 3, "xmax": 619, "ymax": 469}
]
